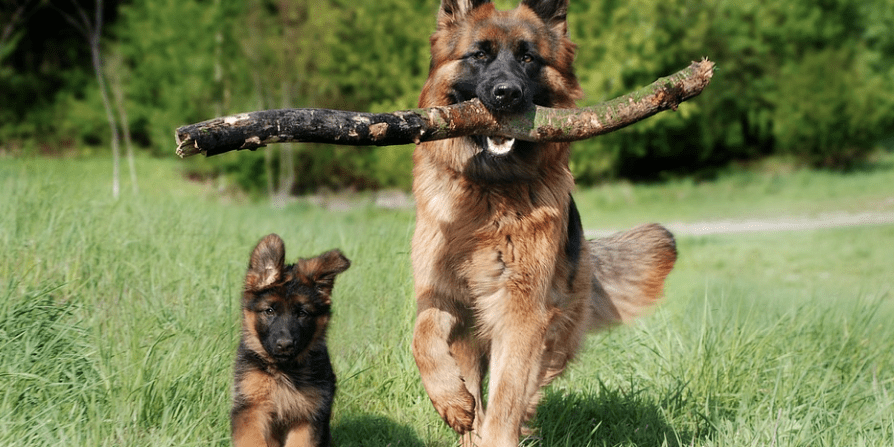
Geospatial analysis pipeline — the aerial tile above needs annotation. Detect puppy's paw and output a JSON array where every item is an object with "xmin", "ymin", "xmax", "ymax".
[{"xmin": 434, "ymin": 388, "xmax": 476, "ymax": 434}]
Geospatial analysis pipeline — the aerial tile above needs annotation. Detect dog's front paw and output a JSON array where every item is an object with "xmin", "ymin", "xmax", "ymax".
[{"xmin": 433, "ymin": 388, "xmax": 476, "ymax": 434}]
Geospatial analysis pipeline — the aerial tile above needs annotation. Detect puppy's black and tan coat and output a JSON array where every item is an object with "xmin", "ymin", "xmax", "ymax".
[{"xmin": 231, "ymin": 234, "xmax": 350, "ymax": 447}]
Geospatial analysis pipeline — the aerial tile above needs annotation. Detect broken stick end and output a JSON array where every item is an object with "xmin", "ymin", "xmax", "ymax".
[
  {"xmin": 175, "ymin": 140, "xmax": 203, "ymax": 158},
  {"xmin": 696, "ymin": 58, "xmax": 716, "ymax": 79}
]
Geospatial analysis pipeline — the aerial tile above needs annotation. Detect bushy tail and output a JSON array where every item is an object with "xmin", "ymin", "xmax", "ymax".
[{"xmin": 587, "ymin": 223, "xmax": 677, "ymax": 330}]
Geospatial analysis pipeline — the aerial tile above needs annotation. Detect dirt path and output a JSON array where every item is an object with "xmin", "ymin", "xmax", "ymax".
[
  {"xmin": 316, "ymin": 190, "xmax": 894, "ymax": 237},
  {"xmin": 585, "ymin": 211, "xmax": 894, "ymax": 238}
]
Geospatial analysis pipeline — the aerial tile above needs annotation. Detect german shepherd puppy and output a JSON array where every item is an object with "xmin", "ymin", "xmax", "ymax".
[
  {"xmin": 231, "ymin": 234, "xmax": 350, "ymax": 447},
  {"xmin": 411, "ymin": 1, "xmax": 677, "ymax": 446}
]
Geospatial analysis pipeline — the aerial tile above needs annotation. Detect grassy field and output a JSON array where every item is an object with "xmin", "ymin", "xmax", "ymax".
[{"xmin": 1, "ymin": 155, "xmax": 892, "ymax": 447}]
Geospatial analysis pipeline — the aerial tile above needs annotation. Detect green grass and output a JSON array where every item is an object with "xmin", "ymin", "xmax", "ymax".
[
  {"xmin": 1, "ymin": 155, "xmax": 892, "ymax": 446},
  {"xmin": 573, "ymin": 153, "xmax": 894, "ymax": 229}
]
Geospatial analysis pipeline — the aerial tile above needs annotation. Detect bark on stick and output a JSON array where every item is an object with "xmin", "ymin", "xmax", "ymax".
[{"xmin": 175, "ymin": 59, "xmax": 714, "ymax": 158}]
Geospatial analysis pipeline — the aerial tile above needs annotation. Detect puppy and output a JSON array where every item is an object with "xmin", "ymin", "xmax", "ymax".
[{"xmin": 231, "ymin": 234, "xmax": 350, "ymax": 447}]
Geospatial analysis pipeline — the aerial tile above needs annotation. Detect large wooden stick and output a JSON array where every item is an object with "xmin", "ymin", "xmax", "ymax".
[{"xmin": 175, "ymin": 59, "xmax": 714, "ymax": 158}]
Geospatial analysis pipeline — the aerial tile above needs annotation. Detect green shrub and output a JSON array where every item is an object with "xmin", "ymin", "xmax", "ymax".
[{"xmin": 3, "ymin": 0, "xmax": 893, "ymax": 186}]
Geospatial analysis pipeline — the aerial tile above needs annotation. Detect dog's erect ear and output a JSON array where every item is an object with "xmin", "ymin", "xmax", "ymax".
[
  {"xmin": 297, "ymin": 249, "xmax": 351, "ymax": 304},
  {"xmin": 521, "ymin": 0, "xmax": 569, "ymax": 35},
  {"xmin": 245, "ymin": 234, "xmax": 285, "ymax": 291},
  {"xmin": 438, "ymin": 0, "xmax": 491, "ymax": 29}
]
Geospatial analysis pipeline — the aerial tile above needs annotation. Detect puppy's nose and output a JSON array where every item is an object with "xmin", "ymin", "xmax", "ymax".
[{"xmin": 275, "ymin": 338, "xmax": 294, "ymax": 353}]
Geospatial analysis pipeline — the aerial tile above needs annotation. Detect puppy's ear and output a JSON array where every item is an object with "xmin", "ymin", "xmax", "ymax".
[
  {"xmin": 245, "ymin": 234, "xmax": 285, "ymax": 291},
  {"xmin": 297, "ymin": 249, "xmax": 351, "ymax": 304}
]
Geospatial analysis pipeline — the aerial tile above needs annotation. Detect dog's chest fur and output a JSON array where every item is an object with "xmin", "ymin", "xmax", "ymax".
[{"xmin": 411, "ymin": 137, "xmax": 580, "ymax": 307}]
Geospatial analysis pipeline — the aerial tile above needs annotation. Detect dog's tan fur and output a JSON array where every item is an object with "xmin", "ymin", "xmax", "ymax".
[{"xmin": 410, "ymin": 1, "xmax": 677, "ymax": 446}]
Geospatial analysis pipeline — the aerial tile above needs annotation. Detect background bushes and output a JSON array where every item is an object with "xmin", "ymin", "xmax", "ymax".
[{"xmin": 1, "ymin": 0, "xmax": 892, "ymax": 191}]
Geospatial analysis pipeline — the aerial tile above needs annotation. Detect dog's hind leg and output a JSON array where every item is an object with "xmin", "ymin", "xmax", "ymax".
[{"xmin": 412, "ymin": 304, "xmax": 477, "ymax": 434}]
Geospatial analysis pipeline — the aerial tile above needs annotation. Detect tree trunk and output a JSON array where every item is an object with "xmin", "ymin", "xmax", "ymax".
[
  {"xmin": 278, "ymin": 80, "xmax": 296, "ymax": 198},
  {"xmin": 108, "ymin": 54, "xmax": 138, "ymax": 195},
  {"xmin": 89, "ymin": 32, "xmax": 122, "ymax": 198},
  {"xmin": 58, "ymin": 0, "xmax": 123, "ymax": 198}
]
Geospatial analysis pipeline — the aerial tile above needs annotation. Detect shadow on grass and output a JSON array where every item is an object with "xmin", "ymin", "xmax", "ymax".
[
  {"xmin": 332, "ymin": 383, "xmax": 715, "ymax": 447},
  {"xmin": 332, "ymin": 414, "xmax": 427, "ymax": 447},
  {"xmin": 526, "ymin": 384, "xmax": 713, "ymax": 447}
]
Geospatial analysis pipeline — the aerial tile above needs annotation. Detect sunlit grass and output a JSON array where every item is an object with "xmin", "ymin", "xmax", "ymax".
[
  {"xmin": 0, "ymin": 155, "xmax": 891, "ymax": 446},
  {"xmin": 573, "ymin": 152, "xmax": 894, "ymax": 229}
]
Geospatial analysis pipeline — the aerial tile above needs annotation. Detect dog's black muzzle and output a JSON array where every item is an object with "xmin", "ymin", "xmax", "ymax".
[{"xmin": 475, "ymin": 53, "xmax": 533, "ymax": 114}]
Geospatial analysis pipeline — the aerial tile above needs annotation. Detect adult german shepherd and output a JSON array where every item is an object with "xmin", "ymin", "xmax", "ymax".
[
  {"xmin": 231, "ymin": 234, "xmax": 350, "ymax": 447},
  {"xmin": 411, "ymin": 1, "xmax": 678, "ymax": 446}
]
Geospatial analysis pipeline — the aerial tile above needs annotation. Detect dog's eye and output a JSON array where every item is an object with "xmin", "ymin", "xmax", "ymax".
[
  {"xmin": 520, "ymin": 53, "xmax": 533, "ymax": 63},
  {"xmin": 473, "ymin": 50, "xmax": 488, "ymax": 60},
  {"xmin": 263, "ymin": 307, "xmax": 275, "ymax": 316}
]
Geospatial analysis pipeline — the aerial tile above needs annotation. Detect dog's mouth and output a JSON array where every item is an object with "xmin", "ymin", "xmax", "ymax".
[
  {"xmin": 483, "ymin": 136, "xmax": 515, "ymax": 155},
  {"xmin": 272, "ymin": 353, "xmax": 292, "ymax": 362},
  {"xmin": 271, "ymin": 349, "xmax": 295, "ymax": 359}
]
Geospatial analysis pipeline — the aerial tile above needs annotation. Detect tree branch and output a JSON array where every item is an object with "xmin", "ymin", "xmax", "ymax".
[{"xmin": 175, "ymin": 59, "xmax": 714, "ymax": 158}]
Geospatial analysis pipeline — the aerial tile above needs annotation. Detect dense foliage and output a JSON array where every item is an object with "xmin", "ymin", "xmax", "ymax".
[{"xmin": 2, "ymin": 0, "xmax": 893, "ymax": 191}]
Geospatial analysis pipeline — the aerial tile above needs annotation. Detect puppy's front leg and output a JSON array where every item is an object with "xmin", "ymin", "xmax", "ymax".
[
  {"xmin": 232, "ymin": 405, "xmax": 273, "ymax": 447},
  {"xmin": 412, "ymin": 303, "xmax": 476, "ymax": 434}
]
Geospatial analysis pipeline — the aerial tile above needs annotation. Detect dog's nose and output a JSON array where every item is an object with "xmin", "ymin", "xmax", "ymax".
[
  {"xmin": 275, "ymin": 338, "xmax": 294, "ymax": 353},
  {"xmin": 491, "ymin": 83, "xmax": 523, "ymax": 109}
]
